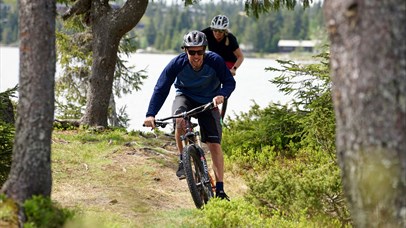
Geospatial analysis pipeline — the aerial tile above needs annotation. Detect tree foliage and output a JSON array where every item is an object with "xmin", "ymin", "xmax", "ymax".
[
  {"xmin": 0, "ymin": 0, "xmax": 18, "ymax": 45},
  {"xmin": 222, "ymin": 51, "xmax": 350, "ymax": 225},
  {"xmin": 2, "ymin": 1, "xmax": 325, "ymax": 54},
  {"xmin": 55, "ymin": 15, "xmax": 147, "ymax": 125},
  {"xmin": 268, "ymin": 51, "xmax": 335, "ymax": 156},
  {"xmin": 57, "ymin": 0, "xmax": 148, "ymax": 127},
  {"xmin": 223, "ymin": 50, "xmax": 335, "ymax": 166},
  {"xmin": 0, "ymin": 87, "xmax": 17, "ymax": 187},
  {"xmin": 139, "ymin": 1, "xmax": 324, "ymax": 53},
  {"xmin": 243, "ymin": 0, "xmax": 313, "ymax": 18}
]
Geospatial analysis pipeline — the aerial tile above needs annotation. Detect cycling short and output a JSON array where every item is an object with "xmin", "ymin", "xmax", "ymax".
[
  {"xmin": 225, "ymin": 61, "xmax": 235, "ymax": 70},
  {"xmin": 172, "ymin": 95, "xmax": 222, "ymax": 144}
]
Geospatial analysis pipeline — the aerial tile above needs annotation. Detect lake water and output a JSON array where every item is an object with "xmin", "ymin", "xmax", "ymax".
[{"xmin": 0, "ymin": 46, "xmax": 292, "ymax": 131}]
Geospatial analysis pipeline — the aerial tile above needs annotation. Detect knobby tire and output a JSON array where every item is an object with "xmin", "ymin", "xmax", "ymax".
[{"xmin": 182, "ymin": 145, "xmax": 213, "ymax": 209}]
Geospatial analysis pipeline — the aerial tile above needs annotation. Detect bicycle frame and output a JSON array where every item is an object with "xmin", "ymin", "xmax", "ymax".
[
  {"xmin": 152, "ymin": 102, "xmax": 216, "ymax": 208},
  {"xmin": 155, "ymin": 101, "xmax": 213, "ymax": 149},
  {"xmin": 180, "ymin": 116, "xmax": 199, "ymax": 147}
]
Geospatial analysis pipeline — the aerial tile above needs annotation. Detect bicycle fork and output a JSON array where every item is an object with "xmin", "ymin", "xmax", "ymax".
[
  {"xmin": 182, "ymin": 130, "xmax": 216, "ymax": 194},
  {"xmin": 196, "ymin": 146, "xmax": 216, "ymax": 193},
  {"xmin": 196, "ymin": 132, "xmax": 216, "ymax": 193}
]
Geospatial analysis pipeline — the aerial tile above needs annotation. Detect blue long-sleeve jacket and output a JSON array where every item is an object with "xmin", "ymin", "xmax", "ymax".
[{"xmin": 146, "ymin": 51, "xmax": 236, "ymax": 117}]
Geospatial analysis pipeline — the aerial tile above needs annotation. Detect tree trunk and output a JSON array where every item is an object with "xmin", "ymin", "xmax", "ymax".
[
  {"xmin": 81, "ymin": 0, "xmax": 148, "ymax": 127},
  {"xmin": 1, "ymin": 0, "xmax": 55, "ymax": 207},
  {"xmin": 82, "ymin": 16, "xmax": 119, "ymax": 127},
  {"xmin": 324, "ymin": 0, "xmax": 406, "ymax": 227}
]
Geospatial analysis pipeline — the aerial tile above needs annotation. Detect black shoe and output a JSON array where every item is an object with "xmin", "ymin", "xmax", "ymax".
[
  {"xmin": 216, "ymin": 191, "xmax": 230, "ymax": 201},
  {"xmin": 176, "ymin": 162, "xmax": 185, "ymax": 180}
]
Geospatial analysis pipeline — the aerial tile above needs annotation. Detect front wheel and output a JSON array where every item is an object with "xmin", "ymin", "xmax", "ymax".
[{"xmin": 182, "ymin": 145, "xmax": 213, "ymax": 208}]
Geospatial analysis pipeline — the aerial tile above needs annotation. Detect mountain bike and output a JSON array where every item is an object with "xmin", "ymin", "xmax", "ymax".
[{"xmin": 147, "ymin": 102, "xmax": 216, "ymax": 209}]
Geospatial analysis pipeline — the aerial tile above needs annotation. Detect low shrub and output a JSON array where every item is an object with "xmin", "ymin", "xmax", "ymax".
[
  {"xmin": 222, "ymin": 103, "xmax": 303, "ymax": 169},
  {"xmin": 189, "ymin": 197, "xmax": 346, "ymax": 228},
  {"xmin": 244, "ymin": 150, "xmax": 350, "ymax": 226},
  {"xmin": 23, "ymin": 195, "xmax": 75, "ymax": 228},
  {"xmin": 220, "ymin": 51, "xmax": 351, "ymax": 226},
  {"xmin": 0, "ymin": 194, "xmax": 18, "ymax": 227},
  {"xmin": 192, "ymin": 198, "xmax": 269, "ymax": 227}
]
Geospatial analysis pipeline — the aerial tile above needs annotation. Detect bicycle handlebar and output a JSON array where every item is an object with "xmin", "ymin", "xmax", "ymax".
[
  {"xmin": 157, "ymin": 102, "xmax": 214, "ymax": 122},
  {"xmin": 143, "ymin": 102, "xmax": 215, "ymax": 128}
]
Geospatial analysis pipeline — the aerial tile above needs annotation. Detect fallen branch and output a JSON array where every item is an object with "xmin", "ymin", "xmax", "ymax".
[{"xmin": 54, "ymin": 119, "xmax": 81, "ymax": 129}]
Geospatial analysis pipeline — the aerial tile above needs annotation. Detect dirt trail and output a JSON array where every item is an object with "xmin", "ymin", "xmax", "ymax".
[
  {"xmin": 51, "ymin": 132, "xmax": 246, "ymax": 225},
  {"xmin": 52, "ymin": 137, "xmax": 195, "ymax": 218}
]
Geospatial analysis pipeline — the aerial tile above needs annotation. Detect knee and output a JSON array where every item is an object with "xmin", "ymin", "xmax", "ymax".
[
  {"xmin": 175, "ymin": 118, "xmax": 185, "ymax": 129},
  {"xmin": 207, "ymin": 142, "xmax": 222, "ymax": 152}
]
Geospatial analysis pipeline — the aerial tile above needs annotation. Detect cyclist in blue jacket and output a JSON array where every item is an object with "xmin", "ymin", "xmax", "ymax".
[{"xmin": 144, "ymin": 30, "xmax": 235, "ymax": 200}]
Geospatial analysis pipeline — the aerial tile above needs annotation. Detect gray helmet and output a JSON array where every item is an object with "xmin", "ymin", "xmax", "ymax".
[
  {"xmin": 210, "ymin": 15, "xmax": 229, "ymax": 30},
  {"xmin": 183, "ymin": 30, "xmax": 208, "ymax": 47}
]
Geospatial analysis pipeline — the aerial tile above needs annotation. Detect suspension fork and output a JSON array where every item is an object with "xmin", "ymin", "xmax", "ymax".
[{"xmin": 196, "ymin": 146, "xmax": 216, "ymax": 192}]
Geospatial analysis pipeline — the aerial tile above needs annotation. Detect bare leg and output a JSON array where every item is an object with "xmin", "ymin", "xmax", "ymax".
[
  {"xmin": 175, "ymin": 118, "xmax": 187, "ymax": 179},
  {"xmin": 175, "ymin": 118, "xmax": 185, "ymax": 155},
  {"xmin": 206, "ymin": 142, "xmax": 224, "ymax": 182}
]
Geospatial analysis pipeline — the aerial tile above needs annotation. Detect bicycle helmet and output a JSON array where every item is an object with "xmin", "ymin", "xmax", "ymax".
[
  {"xmin": 183, "ymin": 30, "xmax": 208, "ymax": 47},
  {"xmin": 210, "ymin": 15, "xmax": 229, "ymax": 30}
]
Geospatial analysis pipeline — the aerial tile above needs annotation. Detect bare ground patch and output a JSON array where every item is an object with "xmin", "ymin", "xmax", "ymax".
[
  {"xmin": 51, "ymin": 131, "xmax": 247, "ymax": 225},
  {"xmin": 52, "ymin": 134, "xmax": 194, "ymax": 223}
]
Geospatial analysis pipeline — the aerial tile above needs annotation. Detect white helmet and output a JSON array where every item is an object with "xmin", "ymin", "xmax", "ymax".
[
  {"xmin": 210, "ymin": 15, "xmax": 229, "ymax": 30},
  {"xmin": 183, "ymin": 30, "xmax": 208, "ymax": 47}
]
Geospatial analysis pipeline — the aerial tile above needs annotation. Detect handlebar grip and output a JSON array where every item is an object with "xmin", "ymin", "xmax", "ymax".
[
  {"xmin": 155, "ymin": 122, "xmax": 168, "ymax": 128},
  {"xmin": 143, "ymin": 122, "xmax": 169, "ymax": 128}
]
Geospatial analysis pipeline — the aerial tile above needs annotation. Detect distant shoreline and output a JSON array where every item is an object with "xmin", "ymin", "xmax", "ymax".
[{"xmin": 1, "ymin": 45, "xmax": 318, "ymax": 61}]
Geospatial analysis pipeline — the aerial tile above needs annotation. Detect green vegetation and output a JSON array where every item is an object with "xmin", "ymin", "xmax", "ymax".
[
  {"xmin": 0, "ymin": 0, "xmax": 18, "ymax": 46},
  {"xmin": 0, "ymin": 51, "xmax": 352, "ymax": 227},
  {"xmin": 0, "ymin": 87, "xmax": 17, "ymax": 186},
  {"xmin": 221, "ymin": 51, "xmax": 351, "ymax": 226},
  {"xmin": 0, "ymin": 122, "xmax": 13, "ymax": 186},
  {"xmin": 0, "ymin": 194, "xmax": 74, "ymax": 228},
  {"xmin": 139, "ymin": 1, "xmax": 324, "ymax": 53},
  {"xmin": 23, "ymin": 196, "xmax": 75, "ymax": 228},
  {"xmin": 0, "ymin": 194, "xmax": 18, "ymax": 227},
  {"xmin": 55, "ymin": 18, "xmax": 147, "ymax": 124},
  {"xmin": 0, "ymin": 0, "xmax": 325, "ymax": 129},
  {"xmin": 1, "ymin": 1, "xmax": 324, "ymax": 53}
]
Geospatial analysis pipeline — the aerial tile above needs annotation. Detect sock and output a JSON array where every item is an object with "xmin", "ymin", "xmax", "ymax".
[
  {"xmin": 216, "ymin": 182, "xmax": 224, "ymax": 193},
  {"xmin": 179, "ymin": 154, "xmax": 182, "ymax": 161}
]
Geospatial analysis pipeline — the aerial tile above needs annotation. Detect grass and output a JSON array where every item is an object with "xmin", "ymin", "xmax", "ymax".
[
  {"xmin": 51, "ymin": 129, "xmax": 246, "ymax": 227},
  {"xmin": 1, "ymin": 128, "xmax": 346, "ymax": 227}
]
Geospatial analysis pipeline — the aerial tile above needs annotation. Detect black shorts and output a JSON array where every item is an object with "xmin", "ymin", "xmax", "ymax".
[{"xmin": 172, "ymin": 95, "xmax": 222, "ymax": 144}]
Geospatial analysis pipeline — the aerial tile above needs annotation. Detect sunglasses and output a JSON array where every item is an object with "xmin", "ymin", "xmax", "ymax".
[
  {"xmin": 212, "ymin": 29, "xmax": 225, "ymax": 33},
  {"xmin": 187, "ymin": 49, "xmax": 205, "ymax": 56}
]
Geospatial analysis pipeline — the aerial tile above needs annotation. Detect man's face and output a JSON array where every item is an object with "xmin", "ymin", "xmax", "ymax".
[{"xmin": 186, "ymin": 47, "xmax": 205, "ymax": 70}]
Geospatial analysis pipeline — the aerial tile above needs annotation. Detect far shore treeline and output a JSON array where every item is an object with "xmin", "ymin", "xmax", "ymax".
[{"xmin": 0, "ymin": 0, "xmax": 324, "ymax": 53}]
